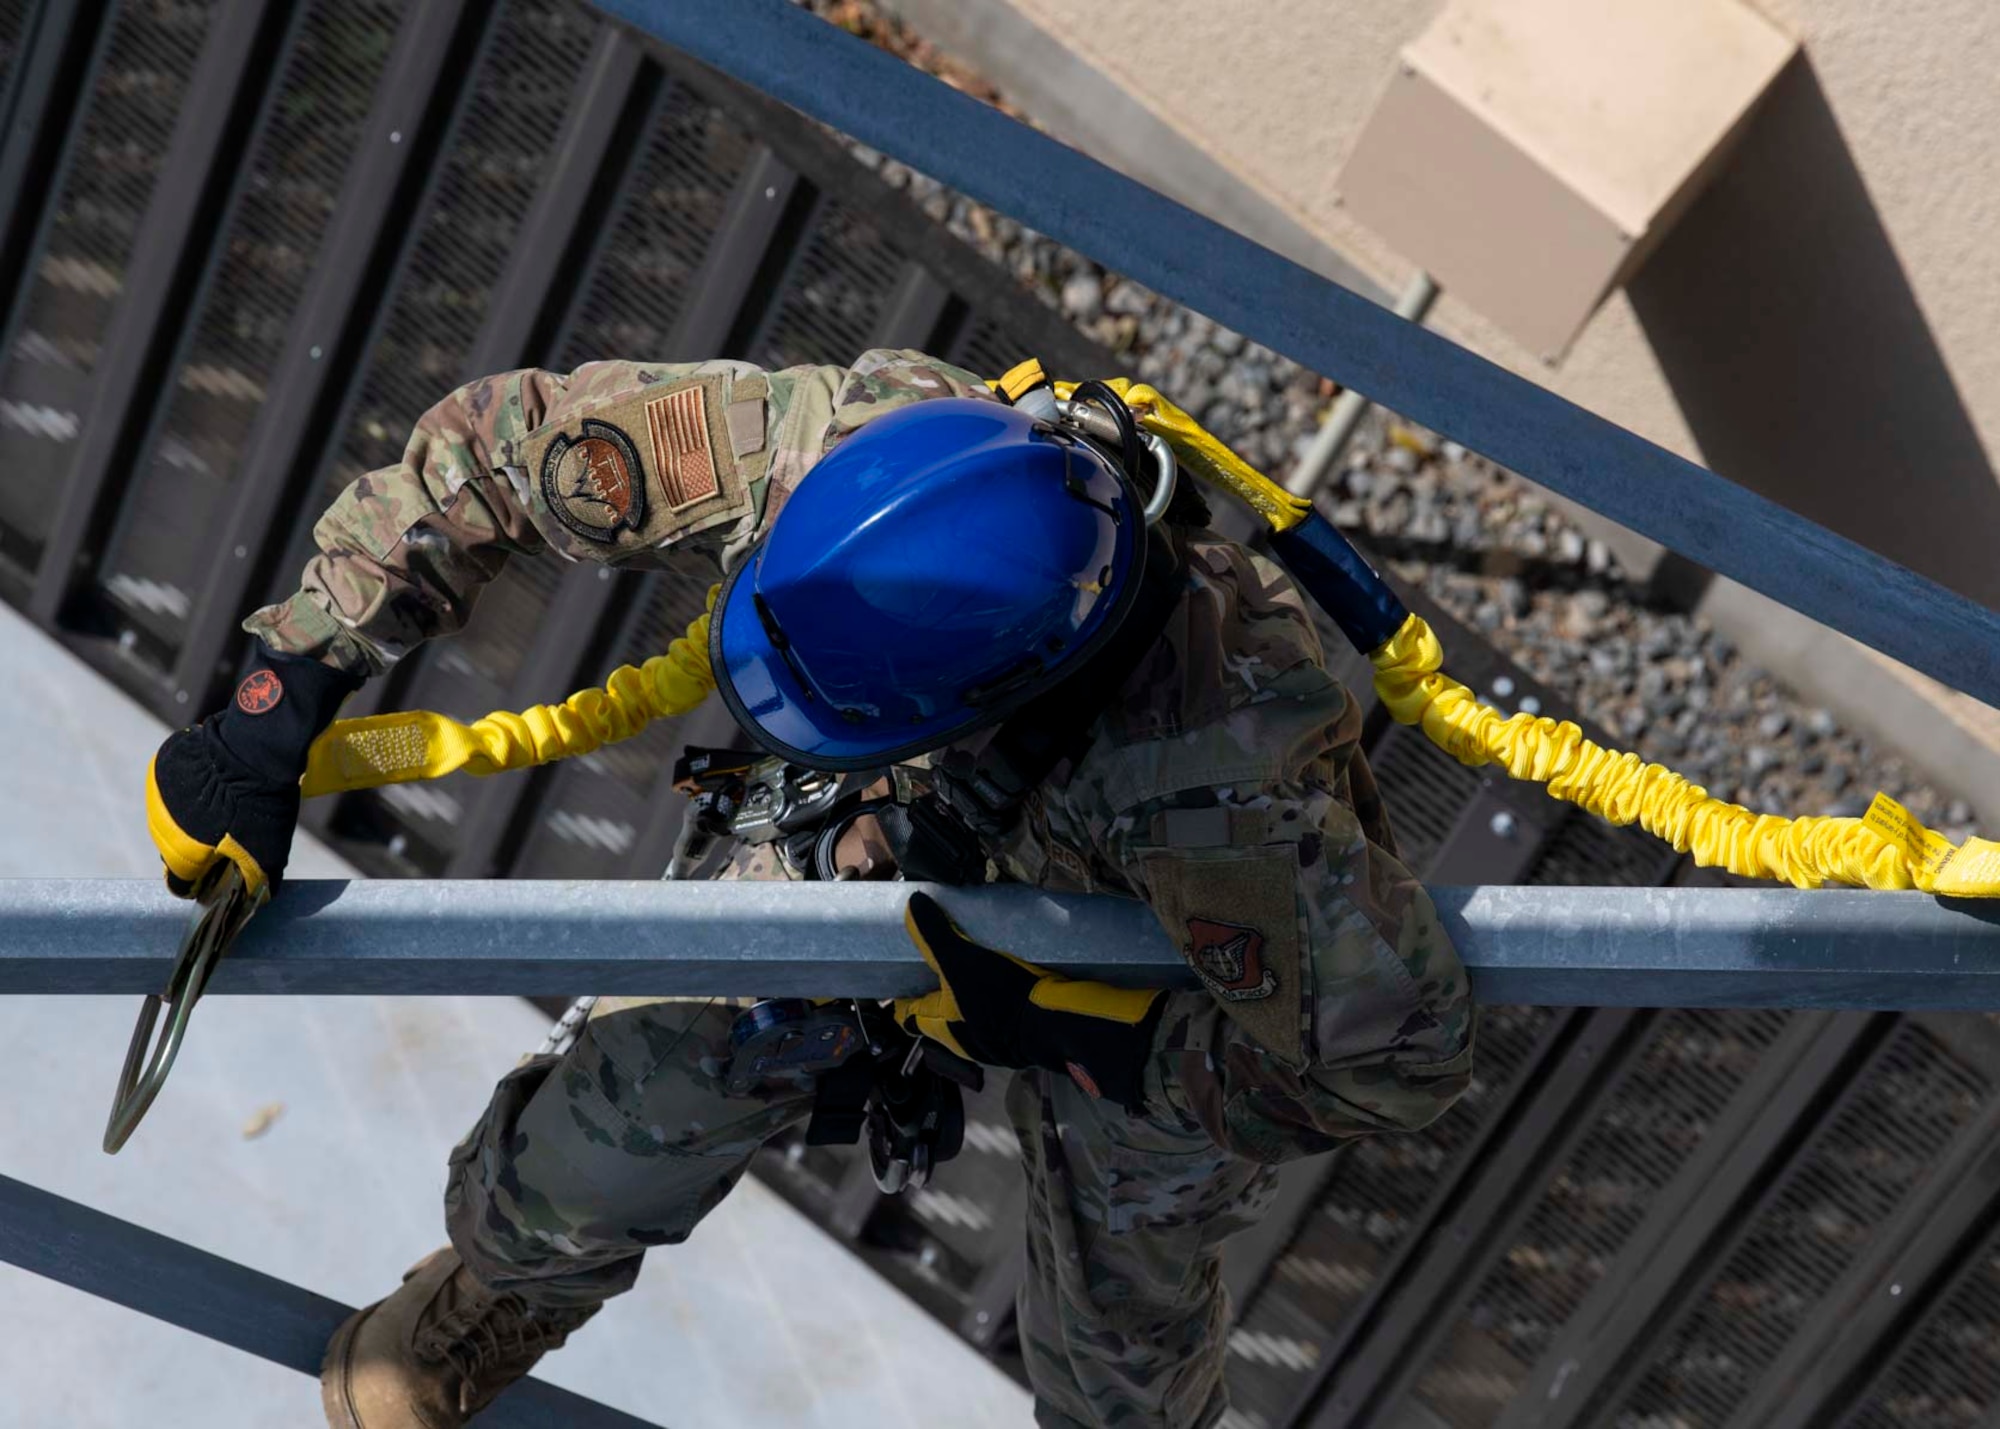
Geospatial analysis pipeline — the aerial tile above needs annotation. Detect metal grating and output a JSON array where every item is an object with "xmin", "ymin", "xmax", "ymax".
[
  {"xmin": 1409, "ymin": 1010, "xmax": 1790, "ymax": 1427},
  {"xmin": 878, "ymin": 1075, "xmax": 1025, "ymax": 1292},
  {"xmin": 1220, "ymin": 1004, "xmax": 1557, "ymax": 1427},
  {"xmin": 1367, "ymin": 722, "xmax": 1483, "ymax": 877},
  {"xmin": 902, "ymin": 1086, "xmax": 1020, "ymax": 1258},
  {"xmin": 1845, "ymin": 1223, "xmax": 2000, "ymax": 1429},
  {"xmin": 1528, "ymin": 808, "xmax": 1672, "ymax": 884},
  {"xmin": 949, "ymin": 311, "xmax": 1030, "ymax": 386},
  {"xmin": 509, "ymin": 58, "xmax": 778, "ymax": 879},
  {"xmin": 315, "ymin": 0, "xmax": 595, "ymax": 509},
  {"xmin": 321, "ymin": 0, "xmax": 596, "ymax": 874},
  {"xmin": 0, "ymin": 0, "xmax": 26, "ymax": 86},
  {"xmin": 1526, "ymin": 808, "xmax": 1673, "ymax": 888},
  {"xmin": 512, "ymin": 569, "xmax": 718, "ymax": 878},
  {"xmin": 553, "ymin": 82, "xmax": 756, "ymax": 369},
  {"xmin": 1615, "ymin": 1021, "xmax": 1991, "ymax": 1427},
  {"xmin": 95, "ymin": 0, "xmax": 405, "ymax": 655},
  {"xmin": 0, "ymin": 0, "xmax": 214, "ymax": 567},
  {"xmin": 752, "ymin": 194, "xmax": 908, "ymax": 370}
]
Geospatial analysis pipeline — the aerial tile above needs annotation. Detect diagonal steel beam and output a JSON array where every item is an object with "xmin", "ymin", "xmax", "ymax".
[
  {"xmin": 584, "ymin": 0, "xmax": 2000, "ymax": 709},
  {"xmin": 0, "ymin": 1174, "xmax": 659, "ymax": 1426},
  {"xmin": 5, "ymin": 882, "xmax": 2000, "ymax": 1009}
]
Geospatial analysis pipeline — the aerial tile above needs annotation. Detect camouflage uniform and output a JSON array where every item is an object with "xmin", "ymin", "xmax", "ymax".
[{"xmin": 249, "ymin": 350, "xmax": 1475, "ymax": 1427}]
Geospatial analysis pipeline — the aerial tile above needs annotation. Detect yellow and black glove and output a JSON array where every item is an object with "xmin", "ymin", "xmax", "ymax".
[
  {"xmin": 145, "ymin": 642, "xmax": 363, "ymax": 897},
  {"xmin": 895, "ymin": 891, "xmax": 1165, "ymax": 1111}
]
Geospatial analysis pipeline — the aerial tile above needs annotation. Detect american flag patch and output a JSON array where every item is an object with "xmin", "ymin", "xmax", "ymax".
[{"xmin": 644, "ymin": 385, "xmax": 720, "ymax": 509}]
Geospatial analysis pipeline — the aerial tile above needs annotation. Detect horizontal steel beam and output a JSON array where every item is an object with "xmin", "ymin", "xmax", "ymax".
[
  {"xmin": 587, "ymin": 0, "xmax": 2000, "ymax": 709},
  {"xmin": 5, "ymin": 881, "xmax": 2000, "ymax": 1009},
  {"xmin": 0, "ymin": 1174, "xmax": 657, "ymax": 1427}
]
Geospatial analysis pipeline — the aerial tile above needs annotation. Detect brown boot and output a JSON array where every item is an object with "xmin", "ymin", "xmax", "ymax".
[{"xmin": 320, "ymin": 1248, "xmax": 599, "ymax": 1428}]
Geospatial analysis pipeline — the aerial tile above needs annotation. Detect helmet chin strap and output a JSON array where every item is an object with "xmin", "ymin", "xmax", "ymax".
[{"xmin": 892, "ymin": 524, "xmax": 1187, "ymax": 886}]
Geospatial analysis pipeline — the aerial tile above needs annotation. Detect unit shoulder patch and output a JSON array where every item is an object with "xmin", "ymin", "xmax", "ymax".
[
  {"xmin": 1141, "ymin": 844, "xmax": 1308, "ymax": 1069},
  {"xmin": 1186, "ymin": 917, "xmax": 1278, "ymax": 1002},
  {"xmin": 514, "ymin": 374, "xmax": 759, "ymax": 561},
  {"xmin": 541, "ymin": 417, "xmax": 647, "ymax": 543}
]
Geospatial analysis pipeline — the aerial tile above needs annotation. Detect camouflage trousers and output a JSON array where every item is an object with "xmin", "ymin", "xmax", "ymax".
[{"xmin": 444, "ymin": 998, "xmax": 1280, "ymax": 1428}]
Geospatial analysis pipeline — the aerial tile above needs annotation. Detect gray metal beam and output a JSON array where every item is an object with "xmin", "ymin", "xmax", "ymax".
[
  {"xmin": 589, "ymin": 0, "xmax": 2000, "ymax": 710},
  {"xmin": 6, "ymin": 882, "xmax": 2000, "ymax": 1008},
  {"xmin": 0, "ymin": 1175, "xmax": 659, "ymax": 1426}
]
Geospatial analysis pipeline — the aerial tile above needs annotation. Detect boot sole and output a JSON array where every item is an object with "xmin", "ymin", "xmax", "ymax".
[{"xmin": 320, "ymin": 1302, "xmax": 378, "ymax": 1429}]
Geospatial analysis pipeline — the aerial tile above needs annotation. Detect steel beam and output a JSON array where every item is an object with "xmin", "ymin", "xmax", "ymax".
[
  {"xmin": 465, "ymin": 28, "xmax": 653, "ymax": 378},
  {"xmin": 0, "ymin": 1174, "xmax": 659, "ymax": 1427},
  {"xmin": 5, "ymin": 884, "xmax": 2000, "ymax": 1007},
  {"xmin": 1277, "ymin": 1007, "xmax": 1582, "ymax": 1428},
  {"xmin": 869, "ymin": 262, "xmax": 954, "ymax": 350},
  {"xmin": 0, "ymin": 0, "xmax": 107, "ymax": 353},
  {"xmin": 666, "ymin": 144, "xmax": 807, "ymax": 360},
  {"xmin": 659, "ymin": 52, "xmax": 1108, "ymax": 379},
  {"xmin": 590, "ymin": 0, "xmax": 2000, "ymax": 710},
  {"xmin": 30, "ymin": 0, "xmax": 290, "ymax": 628},
  {"xmin": 1306, "ymin": 1009, "xmax": 1649, "ymax": 1429},
  {"xmin": 173, "ymin": 0, "xmax": 491, "ymax": 716},
  {"xmin": 443, "ymin": 34, "xmax": 659, "ymax": 880},
  {"xmin": 1491, "ymin": 1010, "xmax": 1873, "ymax": 1429}
]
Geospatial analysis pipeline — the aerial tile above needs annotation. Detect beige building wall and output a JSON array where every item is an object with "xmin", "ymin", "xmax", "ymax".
[{"xmin": 996, "ymin": 0, "xmax": 2000, "ymax": 609}]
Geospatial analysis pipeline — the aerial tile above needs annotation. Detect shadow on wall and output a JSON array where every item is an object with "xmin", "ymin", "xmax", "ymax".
[{"xmin": 1628, "ymin": 53, "xmax": 2000, "ymax": 612}]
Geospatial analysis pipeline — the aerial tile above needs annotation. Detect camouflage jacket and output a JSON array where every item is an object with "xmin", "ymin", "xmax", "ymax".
[{"xmin": 246, "ymin": 349, "xmax": 1473, "ymax": 1162}]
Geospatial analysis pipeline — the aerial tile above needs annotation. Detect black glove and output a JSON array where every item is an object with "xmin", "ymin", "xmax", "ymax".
[
  {"xmin": 894, "ymin": 891, "xmax": 1165, "ymax": 1111},
  {"xmin": 145, "ymin": 643, "xmax": 363, "ymax": 896}
]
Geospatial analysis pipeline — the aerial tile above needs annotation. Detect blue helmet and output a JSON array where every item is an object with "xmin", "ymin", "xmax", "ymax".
[{"xmin": 710, "ymin": 397, "xmax": 1151, "ymax": 770}]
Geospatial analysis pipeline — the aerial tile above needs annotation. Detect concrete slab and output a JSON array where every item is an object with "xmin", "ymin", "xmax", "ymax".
[{"xmin": 0, "ymin": 600, "xmax": 1032, "ymax": 1427}]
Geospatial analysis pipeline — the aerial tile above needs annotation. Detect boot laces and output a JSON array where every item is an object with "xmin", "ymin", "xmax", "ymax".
[{"xmin": 427, "ymin": 1295, "xmax": 585, "ymax": 1413}]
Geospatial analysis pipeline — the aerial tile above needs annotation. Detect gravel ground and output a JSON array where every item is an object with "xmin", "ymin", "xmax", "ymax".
[{"xmin": 810, "ymin": 0, "xmax": 1981, "ymax": 843}]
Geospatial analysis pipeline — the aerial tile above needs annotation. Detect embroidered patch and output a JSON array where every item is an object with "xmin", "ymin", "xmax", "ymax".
[
  {"xmin": 645, "ymin": 385, "xmax": 720, "ymax": 510},
  {"xmin": 1187, "ymin": 917, "xmax": 1278, "ymax": 1001},
  {"xmin": 541, "ymin": 418, "xmax": 647, "ymax": 543},
  {"xmin": 235, "ymin": 670, "xmax": 283, "ymax": 715},
  {"xmin": 1142, "ymin": 846, "xmax": 1306, "ymax": 1068}
]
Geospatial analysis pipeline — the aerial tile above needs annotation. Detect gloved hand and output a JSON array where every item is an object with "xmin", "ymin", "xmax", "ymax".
[
  {"xmin": 894, "ymin": 891, "xmax": 1165, "ymax": 1110},
  {"xmin": 145, "ymin": 643, "xmax": 363, "ymax": 896}
]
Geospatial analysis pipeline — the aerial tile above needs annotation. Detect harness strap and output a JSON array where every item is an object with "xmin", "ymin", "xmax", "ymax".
[{"xmin": 896, "ymin": 526, "xmax": 1186, "ymax": 884}]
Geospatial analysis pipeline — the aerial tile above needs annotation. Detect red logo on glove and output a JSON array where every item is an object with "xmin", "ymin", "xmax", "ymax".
[
  {"xmin": 235, "ymin": 670, "xmax": 283, "ymax": 715},
  {"xmin": 1187, "ymin": 917, "xmax": 1278, "ymax": 1001},
  {"xmin": 1065, "ymin": 1061, "xmax": 1103, "ymax": 1099}
]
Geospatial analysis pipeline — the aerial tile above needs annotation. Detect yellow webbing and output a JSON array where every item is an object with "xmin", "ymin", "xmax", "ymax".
[
  {"xmin": 1047, "ymin": 378, "xmax": 1315, "ymax": 532},
  {"xmin": 1030, "ymin": 365, "xmax": 2000, "ymax": 896},
  {"xmin": 301, "ymin": 587, "xmax": 719, "ymax": 799},
  {"xmin": 1371, "ymin": 614, "xmax": 2000, "ymax": 895}
]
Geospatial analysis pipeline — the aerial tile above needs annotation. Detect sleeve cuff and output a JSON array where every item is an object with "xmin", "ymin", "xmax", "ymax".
[{"xmin": 241, "ymin": 592, "xmax": 387, "ymax": 679}]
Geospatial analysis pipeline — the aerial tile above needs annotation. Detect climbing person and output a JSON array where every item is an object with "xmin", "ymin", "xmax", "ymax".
[{"xmin": 145, "ymin": 347, "xmax": 1474, "ymax": 1429}]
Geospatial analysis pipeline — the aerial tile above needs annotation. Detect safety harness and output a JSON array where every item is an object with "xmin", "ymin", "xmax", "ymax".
[
  {"xmin": 892, "ymin": 520, "xmax": 1185, "ymax": 885},
  {"xmin": 111, "ymin": 357, "xmax": 2000, "ymax": 1153}
]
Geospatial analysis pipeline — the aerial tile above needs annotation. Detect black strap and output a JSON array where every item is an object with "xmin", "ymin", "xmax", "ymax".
[
  {"xmin": 898, "ymin": 527, "xmax": 1185, "ymax": 884},
  {"xmin": 803, "ymin": 1054, "xmax": 877, "ymax": 1145}
]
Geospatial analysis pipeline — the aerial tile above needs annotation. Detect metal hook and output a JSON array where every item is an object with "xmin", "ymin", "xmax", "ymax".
[
  {"xmin": 1139, "ymin": 431, "xmax": 1178, "ymax": 526},
  {"xmin": 1055, "ymin": 398, "xmax": 1179, "ymax": 524},
  {"xmin": 103, "ymin": 862, "xmax": 266, "ymax": 1154}
]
